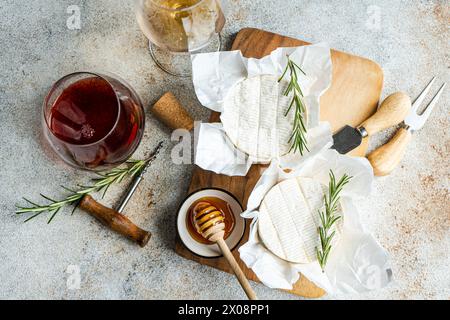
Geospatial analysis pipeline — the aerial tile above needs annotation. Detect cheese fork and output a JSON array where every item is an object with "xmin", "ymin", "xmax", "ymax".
[{"xmin": 368, "ymin": 77, "xmax": 446, "ymax": 176}]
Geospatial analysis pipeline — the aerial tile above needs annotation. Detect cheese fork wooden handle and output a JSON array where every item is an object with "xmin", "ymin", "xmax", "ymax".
[
  {"xmin": 367, "ymin": 127, "xmax": 412, "ymax": 176},
  {"xmin": 79, "ymin": 195, "xmax": 151, "ymax": 247},
  {"xmin": 359, "ymin": 92, "xmax": 411, "ymax": 136},
  {"xmin": 216, "ymin": 238, "xmax": 258, "ymax": 300}
]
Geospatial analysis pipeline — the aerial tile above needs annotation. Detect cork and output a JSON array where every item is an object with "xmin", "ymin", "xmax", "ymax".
[{"xmin": 151, "ymin": 92, "xmax": 194, "ymax": 131}]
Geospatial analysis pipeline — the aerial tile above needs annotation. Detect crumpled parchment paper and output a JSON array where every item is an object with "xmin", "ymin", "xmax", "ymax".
[
  {"xmin": 239, "ymin": 149, "xmax": 393, "ymax": 294},
  {"xmin": 192, "ymin": 43, "xmax": 333, "ymax": 176}
]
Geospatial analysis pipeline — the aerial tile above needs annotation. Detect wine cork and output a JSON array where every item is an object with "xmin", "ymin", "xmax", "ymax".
[{"xmin": 151, "ymin": 92, "xmax": 194, "ymax": 131}]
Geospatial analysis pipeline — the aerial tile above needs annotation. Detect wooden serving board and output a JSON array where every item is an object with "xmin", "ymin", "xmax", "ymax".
[{"xmin": 175, "ymin": 28, "xmax": 383, "ymax": 298}]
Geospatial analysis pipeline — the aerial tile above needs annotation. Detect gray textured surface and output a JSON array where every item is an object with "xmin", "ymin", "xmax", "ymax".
[{"xmin": 0, "ymin": 0, "xmax": 448, "ymax": 300}]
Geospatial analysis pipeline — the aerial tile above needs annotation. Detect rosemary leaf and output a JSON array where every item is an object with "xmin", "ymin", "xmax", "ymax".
[
  {"xmin": 278, "ymin": 56, "xmax": 309, "ymax": 155},
  {"xmin": 15, "ymin": 142, "xmax": 163, "ymax": 223},
  {"xmin": 316, "ymin": 170, "xmax": 352, "ymax": 271}
]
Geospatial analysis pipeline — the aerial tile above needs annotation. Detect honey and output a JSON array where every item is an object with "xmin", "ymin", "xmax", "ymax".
[{"xmin": 186, "ymin": 197, "xmax": 235, "ymax": 244}]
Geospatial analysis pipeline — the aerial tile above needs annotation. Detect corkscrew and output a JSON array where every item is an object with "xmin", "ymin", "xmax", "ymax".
[{"xmin": 79, "ymin": 142, "xmax": 163, "ymax": 247}]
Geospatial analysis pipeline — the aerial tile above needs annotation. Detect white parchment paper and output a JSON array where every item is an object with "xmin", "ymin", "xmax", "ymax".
[
  {"xmin": 191, "ymin": 43, "xmax": 333, "ymax": 176},
  {"xmin": 238, "ymin": 149, "xmax": 393, "ymax": 294}
]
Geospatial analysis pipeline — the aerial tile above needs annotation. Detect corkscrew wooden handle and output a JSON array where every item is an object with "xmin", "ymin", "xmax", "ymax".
[{"xmin": 79, "ymin": 195, "xmax": 151, "ymax": 247}]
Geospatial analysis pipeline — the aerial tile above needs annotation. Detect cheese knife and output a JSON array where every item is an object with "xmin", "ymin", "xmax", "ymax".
[{"xmin": 332, "ymin": 92, "xmax": 412, "ymax": 154}]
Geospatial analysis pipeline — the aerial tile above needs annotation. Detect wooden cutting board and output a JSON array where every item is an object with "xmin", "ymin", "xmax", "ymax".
[{"xmin": 175, "ymin": 28, "xmax": 383, "ymax": 298}]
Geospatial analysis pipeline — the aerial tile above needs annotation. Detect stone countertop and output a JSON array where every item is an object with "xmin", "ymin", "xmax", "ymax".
[{"xmin": 0, "ymin": 0, "xmax": 448, "ymax": 300}]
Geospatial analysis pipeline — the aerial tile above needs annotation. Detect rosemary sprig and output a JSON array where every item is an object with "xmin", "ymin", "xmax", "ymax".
[
  {"xmin": 15, "ymin": 159, "xmax": 148, "ymax": 224},
  {"xmin": 316, "ymin": 170, "xmax": 352, "ymax": 272},
  {"xmin": 278, "ymin": 56, "xmax": 309, "ymax": 155},
  {"xmin": 15, "ymin": 142, "xmax": 163, "ymax": 224}
]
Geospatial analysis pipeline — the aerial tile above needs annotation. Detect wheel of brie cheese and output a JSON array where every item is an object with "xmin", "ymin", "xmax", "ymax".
[
  {"xmin": 258, "ymin": 176, "xmax": 343, "ymax": 264},
  {"xmin": 221, "ymin": 75, "xmax": 306, "ymax": 162}
]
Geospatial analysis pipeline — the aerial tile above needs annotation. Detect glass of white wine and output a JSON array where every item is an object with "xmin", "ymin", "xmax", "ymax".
[{"xmin": 135, "ymin": 0, "xmax": 226, "ymax": 77}]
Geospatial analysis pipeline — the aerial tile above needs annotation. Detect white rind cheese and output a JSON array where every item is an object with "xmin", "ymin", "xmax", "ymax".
[
  {"xmin": 258, "ymin": 177, "xmax": 343, "ymax": 264},
  {"xmin": 221, "ymin": 75, "xmax": 304, "ymax": 162}
]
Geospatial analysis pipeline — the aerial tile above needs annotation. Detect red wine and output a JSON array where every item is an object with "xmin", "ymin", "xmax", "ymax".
[
  {"xmin": 50, "ymin": 77, "xmax": 119, "ymax": 145},
  {"xmin": 47, "ymin": 75, "xmax": 144, "ymax": 169}
]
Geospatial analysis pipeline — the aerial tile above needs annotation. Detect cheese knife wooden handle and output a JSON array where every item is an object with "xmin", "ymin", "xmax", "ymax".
[
  {"xmin": 367, "ymin": 127, "xmax": 412, "ymax": 176},
  {"xmin": 359, "ymin": 92, "xmax": 411, "ymax": 136},
  {"xmin": 79, "ymin": 195, "xmax": 151, "ymax": 247}
]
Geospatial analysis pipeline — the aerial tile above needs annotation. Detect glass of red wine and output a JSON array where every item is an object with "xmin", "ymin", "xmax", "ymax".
[{"xmin": 42, "ymin": 72, "xmax": 145, "ymax": 171}]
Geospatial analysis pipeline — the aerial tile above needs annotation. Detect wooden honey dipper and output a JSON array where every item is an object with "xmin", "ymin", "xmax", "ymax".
[{"xmin": 191, "ymin": 201, "xmax": 258, "ymax": 300}]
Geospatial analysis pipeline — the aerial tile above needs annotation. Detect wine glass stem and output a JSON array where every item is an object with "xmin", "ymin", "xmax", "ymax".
[{"xmin": 148, "ymin": 33, "xmax": 223, "ymax": 78}]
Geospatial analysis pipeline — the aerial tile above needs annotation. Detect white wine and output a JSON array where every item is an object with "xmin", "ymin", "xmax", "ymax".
[{"xmin": 136, "ymin": 0, "xmax": 225, "ymax": 52}]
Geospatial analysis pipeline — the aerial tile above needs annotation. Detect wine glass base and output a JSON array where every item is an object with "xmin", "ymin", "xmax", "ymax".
[{"xmin": 148, "ymin": 33, "xmax": 223, "ymax": 78}]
